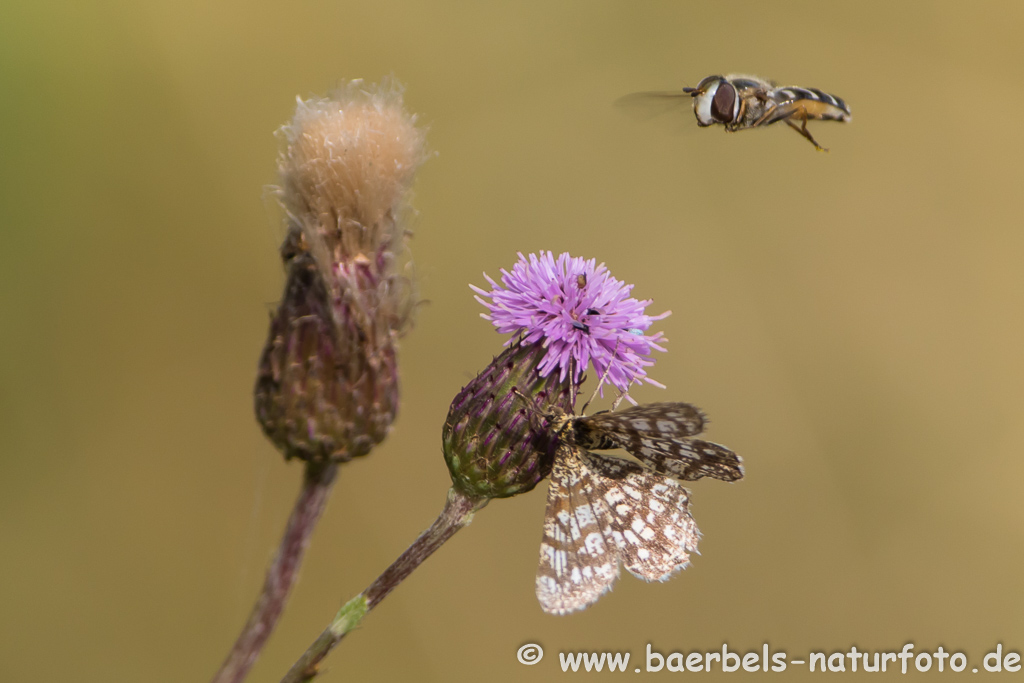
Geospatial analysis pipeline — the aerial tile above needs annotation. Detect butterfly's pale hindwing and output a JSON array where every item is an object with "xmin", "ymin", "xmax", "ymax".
[
  {"xmin": 536, "ymin": 443, "xmax": 619, "ymax": 615},
  {"xmin": 583, "ymin": 452, "xmax": 700, "ymax": 582},
  {"xmin": 572, "ymin": 403, "xmax": 743, "ymax": 482}
]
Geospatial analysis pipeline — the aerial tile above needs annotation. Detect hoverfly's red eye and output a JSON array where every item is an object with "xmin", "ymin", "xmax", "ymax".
[{"xmin": 710, "ymin": 82, "xmax": 737, "ymax": 123}]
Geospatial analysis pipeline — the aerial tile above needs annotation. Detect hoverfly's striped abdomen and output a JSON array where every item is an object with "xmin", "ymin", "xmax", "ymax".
[{"xmin": 774, "ymin": 87, "xmax": 851, "ymax": 122}]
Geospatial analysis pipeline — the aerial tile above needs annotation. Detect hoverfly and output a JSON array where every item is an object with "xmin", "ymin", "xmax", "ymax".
[{"xmin": 621, "ymin": 74, "xmax": 851, "ymax": 151}]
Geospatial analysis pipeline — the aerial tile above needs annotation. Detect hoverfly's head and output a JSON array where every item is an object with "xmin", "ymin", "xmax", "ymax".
[{"xmin": 684, "ymin": 75, "xmax": 739, "ymax": 127}]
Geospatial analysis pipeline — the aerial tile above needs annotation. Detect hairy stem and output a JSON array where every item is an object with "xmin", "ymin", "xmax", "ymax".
[
  {"xmin": 280, "ymin": 487, "xmax": 487, "ymax": 683},
  {"xmin": 212, "ymin": 461, "xmax": 340, "ymax": 683}
]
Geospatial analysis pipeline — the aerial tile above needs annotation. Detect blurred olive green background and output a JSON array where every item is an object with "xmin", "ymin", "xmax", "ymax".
[{"xmin": 3, "ymin": 1, "xmax": 1023, "ymax": 681}]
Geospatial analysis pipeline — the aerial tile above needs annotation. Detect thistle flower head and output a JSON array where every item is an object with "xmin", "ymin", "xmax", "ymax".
[
  {"xmin": 472, "ymin": 251, "xmax": 669, "ymax": 400},
  {"xmin": 444, "ymin": 252, "xmax": 669, "ymax": 500}
]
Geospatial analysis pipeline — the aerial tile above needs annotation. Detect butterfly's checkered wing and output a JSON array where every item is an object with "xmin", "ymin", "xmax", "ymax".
[
  {"xmin": 574, "ymin": 402, "xmax": 743, "ymax": 482},
  {"xmin": 583, "ymin": 451, "xmax": 700, "ymax": 582},
  {"xmin": 536, "ymin": 444, "xmax": 620, "ymax": 615}
]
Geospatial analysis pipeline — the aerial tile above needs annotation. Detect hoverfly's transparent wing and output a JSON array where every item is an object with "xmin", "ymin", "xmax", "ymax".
[
  {"xmin": 573, "ymin": 402, "xmax": 744, "ymax": 482},
  {"xmin": 614, "ymin": 90, "xmax": 697, "ymax": 134},
  {"xmin": 582, "ymin": 451, "xmax": 700, "ymax": 582},
  {"xmin": 536, "ymin": 444, "xmax": 620, "ymax": 615},
  {"xmin": 615, "ymin": 90, "xmax": 692, "ymax": 118}
]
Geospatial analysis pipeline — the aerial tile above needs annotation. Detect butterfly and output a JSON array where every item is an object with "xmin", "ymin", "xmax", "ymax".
[{"xmin": 535, "ymin": 402, "xmax": 742, "ymax": 614}]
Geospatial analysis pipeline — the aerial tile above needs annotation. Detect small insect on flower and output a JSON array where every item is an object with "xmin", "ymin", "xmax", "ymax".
[
  {"xmin": 619, "ymin": 73, "xmax": 851, "ymax": 151},
  {"xmin": 535, "ymin": 402, "xmax": 743, "ymax": 615}
]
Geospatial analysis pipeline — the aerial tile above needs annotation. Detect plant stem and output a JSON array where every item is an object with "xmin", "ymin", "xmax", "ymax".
[
  {"xmin": 280, "ymin": 487, "xmax": 487, "ymax": 683},
  {"xmin": 212, "ymin": 460, "xmax": 340, "ymax": 683}
]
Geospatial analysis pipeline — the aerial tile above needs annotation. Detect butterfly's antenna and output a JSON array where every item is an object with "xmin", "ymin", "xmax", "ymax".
[
  {"xmin": 511, "ymin": 386, "xmax": 536, "ymax": 411},
  {"xmin": 569, "ymin": 357, "xmax": 579, "ymax": 410},
  {"xmin": 579, "ymin": 338, "xmax": 621, "ymax": 416},
  {"xmin": 610, "ymin": 388, "xmax": 628, "ymax": 411},
  {"xmin": 512, "ymin": 386, "xmax": 571, "ymax": 437},
  {"xmin": 510, "ymin": 386, "xmax": 545, "ymax": 427}
]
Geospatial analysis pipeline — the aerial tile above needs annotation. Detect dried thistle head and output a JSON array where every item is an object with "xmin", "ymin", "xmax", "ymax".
[
  {"xmin": 442, "ymin": 251, "xmax": 670, "ymax": 499},
  {"xmin": 256, "ymin": 79, "xmax": 428, "ymax": 463},
  {"xmin": 277, "ymin": 78, "xmax": 426, "ymax": 268}
]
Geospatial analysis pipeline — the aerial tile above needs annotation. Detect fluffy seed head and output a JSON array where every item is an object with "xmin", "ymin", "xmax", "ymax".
[
  {"xmin": 277, "ymin": 78, "xmax": 428, "ymax": 264},
  {"xmin": 255, "ymin": 79, "xmax": 428, "ymax": 463}
]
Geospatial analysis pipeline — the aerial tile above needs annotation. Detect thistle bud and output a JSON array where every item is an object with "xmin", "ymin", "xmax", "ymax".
[
  {"xmin": 255, "ymin": 79, "xmax": 427, "ymax": 462},
  {"xmin": 443, "ymin": 342, "xmax": 572, "ymax": 499},
  {"xmin": 443, "ymin": 251, "xmax": 670, "ymax": 498}
]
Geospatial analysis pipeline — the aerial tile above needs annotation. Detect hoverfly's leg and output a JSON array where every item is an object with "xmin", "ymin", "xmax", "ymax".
[
  {"xmin": 750, "ymin": 103, "xmax": 780, "ymax": 128},
  {"xmin": 785, "ymin": 108, "xmax": 828, "ymax": 152}
]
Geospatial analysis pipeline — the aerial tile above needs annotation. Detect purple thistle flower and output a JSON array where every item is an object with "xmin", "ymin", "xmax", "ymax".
[{"xmin": 471, "ymin": 251, "xmax": 669, "ymax": 399}]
